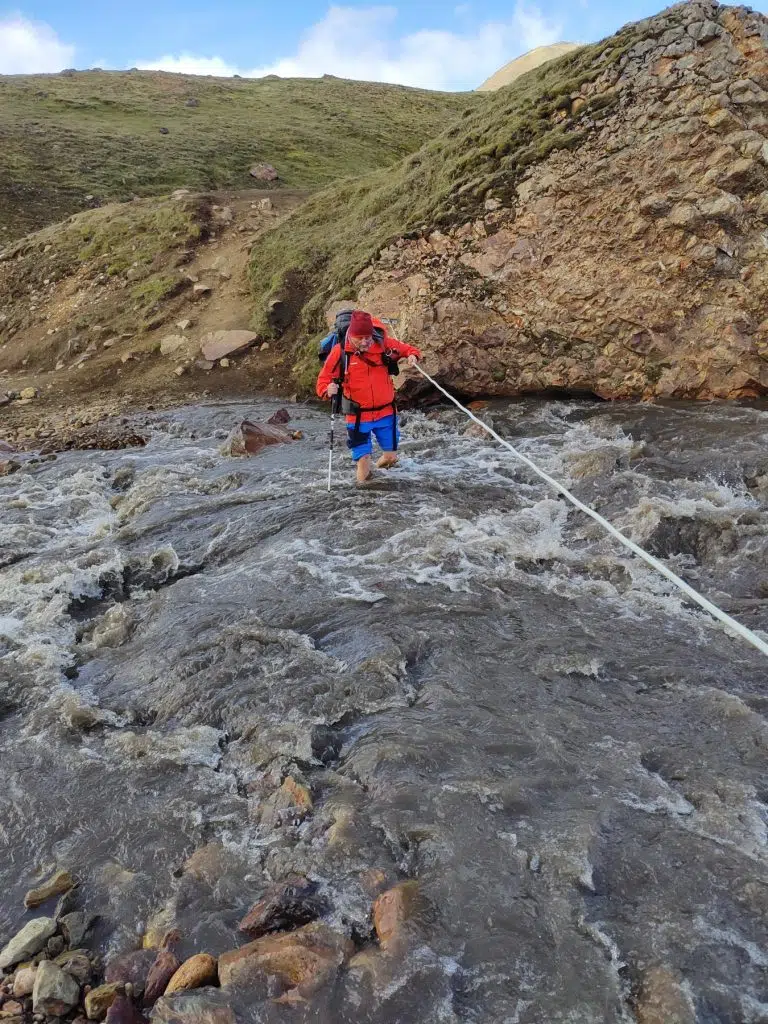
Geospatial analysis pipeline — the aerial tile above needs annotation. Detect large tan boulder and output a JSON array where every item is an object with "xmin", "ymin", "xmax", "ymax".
[
  {"xmin": 477, "ymin": 43, "xmax": 581, "ymax": 91},
  {"xmin": 200, "ymin": 330, "xmax": 257, "ymax": 361}
]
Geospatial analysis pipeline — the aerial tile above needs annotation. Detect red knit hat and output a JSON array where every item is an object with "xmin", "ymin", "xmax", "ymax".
[{"xmin": 347, "ymin": 310, "xmax": 373, "ymax": 339}]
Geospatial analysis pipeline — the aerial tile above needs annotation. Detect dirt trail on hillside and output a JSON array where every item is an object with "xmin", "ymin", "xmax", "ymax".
[{"xmin": 0, "ymin": 189, "xmax": 307, "ymax": 447}]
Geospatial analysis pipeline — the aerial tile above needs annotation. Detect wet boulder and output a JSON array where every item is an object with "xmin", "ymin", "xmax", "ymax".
[
  {"xmin": 0, "ymin": 917, "xmax": 57, "ymax": 969},
  {"xmin": 238, "ymin": 875, "xmax": 327, "ymax": 938},
  {"xmin": 267, "ymin": 408, "xmax": 291, "ymax": 425},
  {"xmin": 218, "ymin": 922, "xmax": 353, "ymax": 1000},
  {"xmin": 222, "ymin": 420, "xmax": 299, "ymax": 457}
]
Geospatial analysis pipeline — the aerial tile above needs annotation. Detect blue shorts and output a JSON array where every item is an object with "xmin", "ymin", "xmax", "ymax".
[{"xmin": 347, "ymin": 415, "xmax": 399, "ymax": 461}]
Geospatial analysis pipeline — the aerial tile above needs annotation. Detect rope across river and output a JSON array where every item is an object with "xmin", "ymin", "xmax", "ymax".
[{"xmin": 411, "ymin": 363, "xmax": 768, "ymax": 660}]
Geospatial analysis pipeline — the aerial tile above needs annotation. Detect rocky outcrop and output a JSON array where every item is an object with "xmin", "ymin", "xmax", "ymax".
[{"xmin": 356, "ymin": 1, "xmax": 768, "ymax": 400}]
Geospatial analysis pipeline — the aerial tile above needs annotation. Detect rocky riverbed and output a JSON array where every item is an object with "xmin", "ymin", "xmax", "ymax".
[{"xmin": 1, "ymin": 395, "xmax": 767, "ymax": 1023}]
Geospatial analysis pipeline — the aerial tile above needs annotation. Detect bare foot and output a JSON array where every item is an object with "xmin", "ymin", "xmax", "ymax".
[
  {"xmin": 376, "ymin": 453, "xmax": 399, "ymax": 470},
  {"xmin": 356, "ymin": 456, "xmax": 373, "ymax": 484}
]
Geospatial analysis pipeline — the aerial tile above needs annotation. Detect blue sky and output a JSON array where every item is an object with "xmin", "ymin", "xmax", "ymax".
[{"xmin": 3, "ymin": 1, "xmax": 768, "ymax": 90}]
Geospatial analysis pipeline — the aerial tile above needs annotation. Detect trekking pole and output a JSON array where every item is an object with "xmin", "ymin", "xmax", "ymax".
[
  {"xmin": 327, "ymin": 410, "xmax": 335, "ymax": 491},
  {"xmin": 327, "ymin": 389, "xmax": 341, "ymax": 491}
]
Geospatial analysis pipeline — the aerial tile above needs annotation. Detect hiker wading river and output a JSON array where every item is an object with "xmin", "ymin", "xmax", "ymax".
[
  {"xmin": 316, "ymin": 309, "xmax": 421, "ymax": 485},
  {"xmin": 1, "ymin": 391, "xmax": 767, "ymax": 1023}
]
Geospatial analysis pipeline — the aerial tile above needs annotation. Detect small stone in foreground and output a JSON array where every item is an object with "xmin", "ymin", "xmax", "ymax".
[{"xmin": 13, "ymin": 965, "xmax": 37, "ymax": 998}]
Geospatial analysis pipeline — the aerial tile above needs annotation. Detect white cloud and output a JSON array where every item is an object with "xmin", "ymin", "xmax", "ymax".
[
  {"xmin": 137, "ymin": 2, "xmax": 563, "ymax": 91},
  {"xmin": 0, "ymin": 14, "xmax": 74, "ymax": 74}
]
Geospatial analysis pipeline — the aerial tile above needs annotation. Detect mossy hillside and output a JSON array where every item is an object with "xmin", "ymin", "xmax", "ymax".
[
  {"xmin": 0, "ymin": 70, "xmax": 480, "ymax": 241},
  {"xmin": 248, "ymin": 23, "xmax": 643, "ymax": 363},
  {"xmin": 0, "ymin": 195, "xmax": 213, "ymax": 356}
]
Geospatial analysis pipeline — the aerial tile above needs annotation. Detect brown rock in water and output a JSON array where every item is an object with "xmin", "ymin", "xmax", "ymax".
[
  {"xmin": 267, "ymin": 408, "xmax": 291, "ymax": 425},
  {"xmin": 199, "ymin": 330, "xmax": 257, "ymax": 362},
  {"xmin": 143, "ymin": 932, "xmax": 181, "ymax": 1007},
  {"xmin": 222, "ymin": 420, "xmax": 296, "ymax": 457},
  {"xmin": 164, "ymin": 954, "xmax": 218, "ymax": 995},
  {"xmin": 238, "ymin": 875, "xmax": 327, "ymax": 938},
  {"xmin": 218, "ymin": 922, "xmax": 352, "ymax": 999},
  {"xmin": 635, "ymin": 966, "xmax": 695, "ymax": 1024},
  {"xmin": 258, "ymin": 776, "xmax": 313, "ymax": 828},
  {"xmin": 249, "ymin": 163, "xmax": 278, "ymax": 182},
  {"xmin": 104, "ymin": 949, "xmax": 156, "ymax": 1000},
  {"xmin": 373, "ymin": 881, "xmax": 424, "ymax": 955}
]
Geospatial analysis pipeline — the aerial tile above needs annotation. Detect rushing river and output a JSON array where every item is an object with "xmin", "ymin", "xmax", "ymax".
[{"xmin": 1, "ymin": 396, "xmax": 767, "ymax": 1023}]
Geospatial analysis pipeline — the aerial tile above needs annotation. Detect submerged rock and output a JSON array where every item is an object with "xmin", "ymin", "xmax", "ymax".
[
  {"xmin": 218, "ymin": 921, "xmax": 353, "ymax": 999},
  {"xmin": 150, "ymin": 990, "xmax": 234, "ymax": 1024},
  {"xmin": 373, "ymin": 881, "xmax": 425, "ymax": 955},
  {"xmin": 0, "ymin": 917, "xmax": 57, "ymax": 969},
  {"xmin": 24, "ymin": 868, "xmax": 76, "ymax": 909},
  {"xmin": 635, "ymin": 966, "xmax": 695, "ymax": 1024}
]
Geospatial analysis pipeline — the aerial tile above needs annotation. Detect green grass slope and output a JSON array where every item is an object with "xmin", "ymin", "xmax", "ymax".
[
  {"xmin": 0, "ymin": 70, "xmax": 480, "ymax": 241},
  {"xmin": 247, "ymin": 25, "xmax": 641, "ymax": 366}
]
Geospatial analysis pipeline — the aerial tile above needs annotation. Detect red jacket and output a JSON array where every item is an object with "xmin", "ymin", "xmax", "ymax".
[{"xmin": 316, "ymin": 328, "xmax": 421, "ymax": 424}]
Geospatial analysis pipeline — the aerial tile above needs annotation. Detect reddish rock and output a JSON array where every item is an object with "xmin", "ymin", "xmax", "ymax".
[
  {"xmin": 238, "ymin": 875, "xmax": 327, "ymax": 938},
  {"xmin": 267, "ymin": 408, "xmax": 291, "ymax": 425},
  {"xmin": 143, "ymin": 932, "xmax": 181, "ymax": 1007},
  {"xmin": 223, "ymin": 420, "xmax": 297, "ymax": 457},
  {"xmin": 218, "ymin": 922, "xmax": 353, "ymax": 999}
]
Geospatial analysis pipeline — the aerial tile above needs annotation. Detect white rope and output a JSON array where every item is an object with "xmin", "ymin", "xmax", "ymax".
[{"xmin": 413, "ymin": 363, "xmax": 768, "ymax": 659}]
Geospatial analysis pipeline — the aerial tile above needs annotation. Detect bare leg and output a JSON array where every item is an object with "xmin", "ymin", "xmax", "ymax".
[
  {"xmin": 376, "ymin": 452, "xmax": 399, "ymax": 469},
  {"xmin": 356, "ymin": 455, "xmax": 373, "ymax": 484}
]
